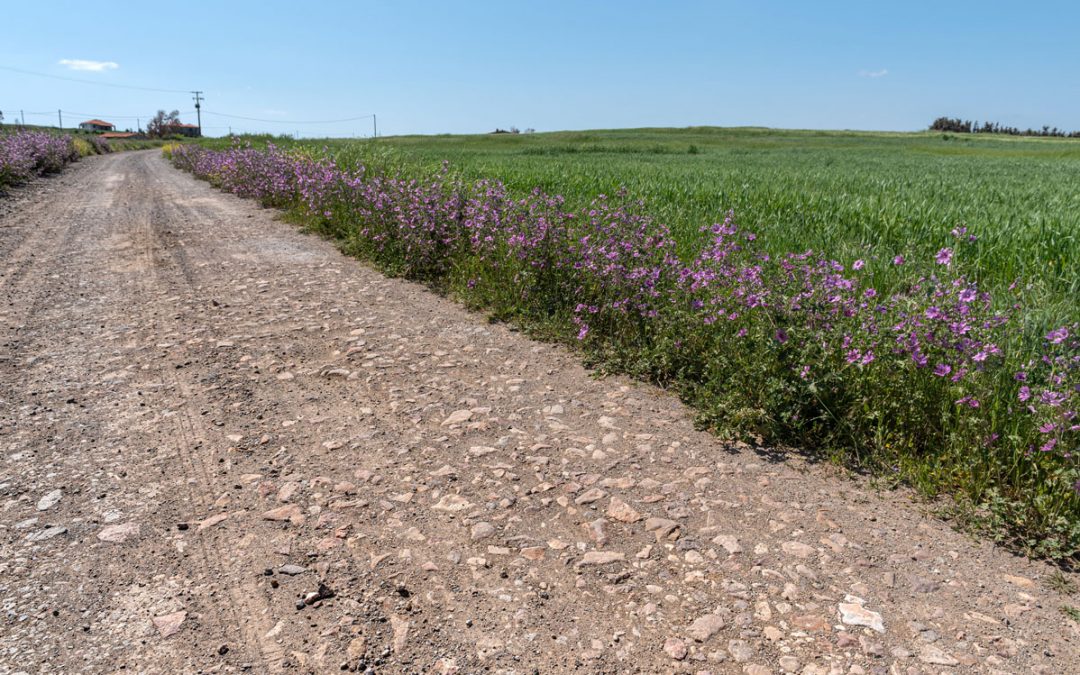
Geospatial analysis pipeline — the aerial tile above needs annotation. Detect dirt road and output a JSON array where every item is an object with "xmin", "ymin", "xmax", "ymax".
[{"xmin": 1, "ymin": 151, "xmax": 1076, "ymax": 674}]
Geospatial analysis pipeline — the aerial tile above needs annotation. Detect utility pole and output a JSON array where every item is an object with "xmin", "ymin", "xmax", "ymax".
[
  {"xmin": 191, "ymin": 91, "xmax": 204, "ymax": 137},
  {"xmin": 137, "ymin": 118, "xmax": 141, "ymax": 133},
  {"xmin": 58, "ymin": 109, "xmax": 63, "ymax": 130},
  {"xmin": 373, "ymin": 114, "xmax": 377, "ymax": 139},
  {"xmin": 20, "ymin": 110, "xmax": 25, "ymax": 126}
]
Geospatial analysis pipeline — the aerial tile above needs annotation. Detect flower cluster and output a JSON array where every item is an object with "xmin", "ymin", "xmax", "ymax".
[
  {"xmin": 168, "ymin": 140, "xmax": 1080, "ymax": 556},
  {"xmin": 0, "ymin": 131, "xmax": 80, "ymax": 187}
]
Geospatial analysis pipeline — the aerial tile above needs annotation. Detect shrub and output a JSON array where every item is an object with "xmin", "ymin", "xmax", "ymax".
[{"xmin": 0, "ymin": 131, "xmax": 79, "ymax": 188}]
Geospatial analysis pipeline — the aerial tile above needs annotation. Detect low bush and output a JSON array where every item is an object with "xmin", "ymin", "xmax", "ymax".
[{"xmin": 0, "ymin": 131, "xmax": 80, "ymax": 188}]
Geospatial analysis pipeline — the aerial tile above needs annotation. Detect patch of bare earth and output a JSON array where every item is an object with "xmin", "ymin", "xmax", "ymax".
[{"xmin": 1, "ymin": 151, "xmax": 1077, "ymax": 673}]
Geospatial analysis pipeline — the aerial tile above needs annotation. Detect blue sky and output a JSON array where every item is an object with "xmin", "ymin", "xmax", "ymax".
[{"xmin": 2, "ymin": 0, "xmax": 1078, "ymax": 137}]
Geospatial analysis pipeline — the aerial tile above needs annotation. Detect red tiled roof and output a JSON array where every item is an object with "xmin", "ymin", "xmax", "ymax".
[{"xmin": 81, "ymin": 119, "xmax": 113, "ymax": 127}]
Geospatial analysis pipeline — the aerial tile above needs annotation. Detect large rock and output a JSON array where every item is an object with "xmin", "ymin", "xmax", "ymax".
[
  {"xmin": 152, "ymin": 610, "xmax": 187, "ymax": 638},
  {"xmin": 686, "ymin": 613, "xmax": 725, "ymax": 642},
  {"xmin": 440, "ymin": 410, "xmax": 473, "ymax": 426},
  {"xmin": 97, "ymin": 522, "xmax": 139, "ymax": 543},
  {"xmin": 262, "ymin": 504, "xmax": 304, "ymax": 524},
  {"xmin": 575, "ymin": 551, "xmax": 625, "ymax": 567},
  {"xmin": 663, "ymin": 637, "xmax": 687, "ymax": 660},
  {"xmin": 36, "ymin": 489, "xmax": 62, "ymax": 511},
  {"xmin": 432, "ymin": 494, "xmax": 473, "ymax": 512},
  {"xmin": 838, "ymin": 598, "xmax": 885, "ymax": 633},
  {"xmin": 606, "ymin": 497, "xmax": 642, "ymax": 523}
]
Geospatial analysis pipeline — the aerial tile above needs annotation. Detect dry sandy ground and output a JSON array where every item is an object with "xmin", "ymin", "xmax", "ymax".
[{"xmin": 0, "ymin": 151, "xmax": 1077, "ymax": 674}]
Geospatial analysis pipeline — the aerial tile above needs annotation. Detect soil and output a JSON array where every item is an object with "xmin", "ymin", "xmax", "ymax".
[{"xmin": 1, "ymin": 150, "xmax": 1077, "ymax": 674}]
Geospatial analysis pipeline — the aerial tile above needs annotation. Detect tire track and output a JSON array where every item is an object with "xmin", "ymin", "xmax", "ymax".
[{"xmin": 128, "ymin": 165, "xmax": 284, "ymax": 672}]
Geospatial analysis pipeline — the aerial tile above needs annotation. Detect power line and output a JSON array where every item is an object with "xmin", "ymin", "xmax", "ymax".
[
  {"xmin": 10, "ymin": 104, "xmax": 377, "ymax": 135},
  {"xmin": 61, "ymin": 109, "xmax": 196, "ymax": 121},
  {"xmin": 13, "ymin": 108, "xmax": 356, "ymax": 124},
  {"xmin": 0, "ymin": 65, "xmax": 191, "ymax": 94},
  {"xmin": 4, "ymin": 64, "xmax": 378, "ymax": 132},
  {"xmin": 203, "ymin": 110, "xmax": 375, "ymax": 124}
]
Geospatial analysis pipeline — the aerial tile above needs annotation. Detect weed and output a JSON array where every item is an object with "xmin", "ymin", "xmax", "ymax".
[{"xmin": 1047, "ymin": 571, "xmax": 1078, "ymax": 595}]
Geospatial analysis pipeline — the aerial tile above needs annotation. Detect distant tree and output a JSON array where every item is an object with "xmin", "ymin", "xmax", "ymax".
[
  {"xmin": 147, "ymin": 109, "xmax": 181, "ymax": 138},
  {"xmin": 929, "ymin": 117, "xmax": 972, "ymax": 133},
  {"xmin": 930, "ymin": 116, "xmax": 1077, "ymax": 139}
]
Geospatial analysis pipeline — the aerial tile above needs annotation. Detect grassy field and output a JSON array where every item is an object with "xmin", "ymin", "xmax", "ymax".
[
  {"xmin": 354, "ymin": 128, "xmax": 1080, "ymax": 318},
  {"xmin": 185, "ymin": 127, "xmax": 1080, "ymax": 558}
]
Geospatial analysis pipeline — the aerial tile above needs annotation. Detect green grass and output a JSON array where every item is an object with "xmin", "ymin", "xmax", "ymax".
[{"xmin": 210, "ymin": 127, "xmax": 1080, "ymax": 323}]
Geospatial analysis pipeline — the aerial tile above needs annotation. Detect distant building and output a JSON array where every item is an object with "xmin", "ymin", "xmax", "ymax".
[
  {"xmin": 168, "ymin": 123, "xmax": 200, "ymax": 138},
  {"xmin": 78, "ymin": 119, "xmax": 115, "ymax": 132}
]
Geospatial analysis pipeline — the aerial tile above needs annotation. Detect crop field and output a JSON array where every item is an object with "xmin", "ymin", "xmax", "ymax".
[
  {"xmin": 181, "ymin": 127, "xmax": 1080, "ymax": 558},
  {"xmin": 208, "ymin": 127, "xmax": 1080, "ymax": 320}
]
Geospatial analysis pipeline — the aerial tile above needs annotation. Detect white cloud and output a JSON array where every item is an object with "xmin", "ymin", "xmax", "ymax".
[
  {"xmin": 59, "ymin": 59, "xmax": 119, "ymax": 72},
  {"xmin": 858, "ymin": 68, "xmax": 889, "ymax": 78}
]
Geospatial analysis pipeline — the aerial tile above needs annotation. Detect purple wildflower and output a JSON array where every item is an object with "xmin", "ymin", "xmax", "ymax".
[
  {"xmin": 1045, "ymin": 327, "xmax": 1069, "ymax": 344},
  {"xmin": 1040, "ymin": 391, "xmax": 1066, "ymax": 407}
]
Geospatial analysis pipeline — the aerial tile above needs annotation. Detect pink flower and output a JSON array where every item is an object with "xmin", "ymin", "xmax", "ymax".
[
  {"xmin": 1045, "ymin": 327, "xmax": 1069, "ymax": 344},
  {"xmin": 935, "ymin": 248, "xmax": 954, "ymax": 266}
]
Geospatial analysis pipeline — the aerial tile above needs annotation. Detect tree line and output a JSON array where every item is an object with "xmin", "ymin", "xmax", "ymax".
[{"xmin": 930, "ymin": 116, "xmax": 1080, "ymax": 138}]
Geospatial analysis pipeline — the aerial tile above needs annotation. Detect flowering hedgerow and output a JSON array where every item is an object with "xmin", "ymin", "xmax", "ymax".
[
  {"xmin": 167, "ymin": 140, "xmax": 1080, "ymax": 558},
  {"xmin": 0, "ymin": 131, "xmax": 81, "ymax": 188}
]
